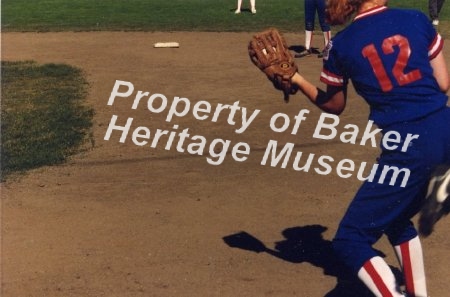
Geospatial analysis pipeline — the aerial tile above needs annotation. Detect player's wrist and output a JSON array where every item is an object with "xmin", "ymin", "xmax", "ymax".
[{"xmin": 290, "ymin": 72, "xmax": 303, "ymax": 86}]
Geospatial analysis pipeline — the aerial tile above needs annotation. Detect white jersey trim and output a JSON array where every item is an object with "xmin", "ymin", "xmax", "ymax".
[
  {"xmin": 320, "ymin": 71, "xmax": 344, "ymax": 86},
  {"xmin": 354, "ymin": 6, "xmax": 388, "ymax": 21},
  {"xmin": 428, "ymin": 34, "xmax": 443, "ymax": 58}
]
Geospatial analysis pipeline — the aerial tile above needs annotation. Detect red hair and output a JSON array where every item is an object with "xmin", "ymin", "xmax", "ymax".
[{"xmin": 326, "ymin": 0, "xmax": 365, "ymax": 25}]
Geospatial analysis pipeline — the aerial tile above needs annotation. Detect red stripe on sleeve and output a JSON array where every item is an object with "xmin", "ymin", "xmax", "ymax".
[{"xmin": 429, "ymin": 34, "xmax": 444, "ymax": 60}]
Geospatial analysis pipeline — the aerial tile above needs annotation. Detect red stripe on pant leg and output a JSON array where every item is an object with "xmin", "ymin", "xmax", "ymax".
[
  {"xmin": 364, "ymin": 260, "xmax": 394, "ymax": 297},
  {"xmin": 400, "ymin": 242, "xmax": 415, "ymax": 296}
]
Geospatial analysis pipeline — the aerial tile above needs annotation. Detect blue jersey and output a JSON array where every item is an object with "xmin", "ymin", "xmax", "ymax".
[{"xmin": 320, "ymin": 6, "xmax": 448, "ymax": 128}]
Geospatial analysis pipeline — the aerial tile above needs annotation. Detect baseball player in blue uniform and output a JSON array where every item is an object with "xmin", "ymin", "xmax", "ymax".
[
  {"xmin": 296, "ymin": 0, "xmax": 331, "ymax": 58},
  {"xmin": 289, "ymin": 0, "xmax": 450, "ymax": 296}
]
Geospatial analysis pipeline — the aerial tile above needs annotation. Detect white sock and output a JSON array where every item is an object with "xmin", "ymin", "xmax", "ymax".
[
  {"xmin": 305, "ymin": 30, "xmax": 313, "ymax": 50},
  {"xmin": 394, "ymin": 236, "xmax": 428, "ymax": 297},
  {"xmin": 323, "ymin": 31, "xmax": 331, "ymax": 47},
  {"xmin": 358, "ymin": 256, "xmax": 404, "ymax": 297},
  {"xmin": 250, "ymin": 0, "xmax": 255, "ymax": 10},
  {"xmin": 236, "ymin": 0, "xmax": 242, "ymax": 10}
]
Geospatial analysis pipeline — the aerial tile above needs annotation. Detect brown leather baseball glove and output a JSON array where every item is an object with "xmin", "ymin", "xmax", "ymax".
[{"xmin": 248, "ymin": 28, "xmax": 299, "ymax": 102}]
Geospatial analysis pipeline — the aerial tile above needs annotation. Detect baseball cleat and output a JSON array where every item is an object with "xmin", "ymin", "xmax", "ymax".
[
  {"xmin": 419, "ymin": 165, "xmax": 450, "ymax": 236},
  {"xmin": 234, "ymin": 9, "xmax": 241, "ymax": 14},
  {"xmin": 295, "ymin": 49, "xmax": 312, "ymax": 58}
]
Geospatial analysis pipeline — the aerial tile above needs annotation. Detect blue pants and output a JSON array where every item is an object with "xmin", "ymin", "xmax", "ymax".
[
  {"xmin": 304, "ymin": 0, "xmax": 330, "ymax": 32},
  {"xmin": 333, "ymin": 107, "xmax": 450, "ymax": 273},
  {"xmin": 429, "ymin": 0, "xmax": 445, "ymax": 20}
]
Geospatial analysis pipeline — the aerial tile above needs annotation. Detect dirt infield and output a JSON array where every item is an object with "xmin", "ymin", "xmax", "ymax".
[{"xmin": 2, "ymin": 32, "xmax": 450, "ymax": 297}]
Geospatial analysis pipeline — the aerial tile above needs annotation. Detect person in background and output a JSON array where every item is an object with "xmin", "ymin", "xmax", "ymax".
[
  {"xmin": 296, "ymin": 0, "xmax": 331, "ymax": 58},
  {"xmin": 235, "ymin": 0, "xmax": 256, "ymax": 14},
  {"xmin": 429, "ymin": 0, "xmax": 445, "ymax": 27}
]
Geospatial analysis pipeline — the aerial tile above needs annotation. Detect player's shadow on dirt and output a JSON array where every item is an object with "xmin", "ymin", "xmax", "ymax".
[
  {"xmin": 289, "ymin": 45, "xmax": 322, "ymax": 55},
  {"xmin": 223, "ymin": 225, "xmax": 403, "ymax": 297}
]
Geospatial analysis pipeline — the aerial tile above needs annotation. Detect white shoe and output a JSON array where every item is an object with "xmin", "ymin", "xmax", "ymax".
[
  {"xmin": 432, "ymin": 19, "xmax": 439, "ymax": 26},
  {"xmin": 251, "ymin": 8, "xmax": 256, "ymax": 14},
  {"xmin": 235, "ymin": 9, "xmax": 241, "ymax": 14},
  {"xmin": 419, "ymin": 165, "xmax": 450, "ymax": 236}
]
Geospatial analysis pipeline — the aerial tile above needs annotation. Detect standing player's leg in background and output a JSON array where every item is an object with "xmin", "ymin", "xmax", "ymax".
[
  {"xmin": 429, "ymin": 0, "xmax": 446, "ymax": 26},
  {"xmin": 235, "ymin": 0, "xmax": 242, "ymax": 13},
  {"xmin": 250, "ymin": 0, "xmax": 256, "ymax": 14},
  {"xmin": 437, "ymin": 0, "xmax": 446, "ymax": 18},
  {"xmin": 316, "ymin": 0, "xmax": 331, "ymax": 58},
  {"xmin": 296, "ymin": 0, "xmax": 315, "ymax": 57}
]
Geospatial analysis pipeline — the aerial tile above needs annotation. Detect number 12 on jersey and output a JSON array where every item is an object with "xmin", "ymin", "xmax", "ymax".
[{"xmin": 362, "ymin": 34, "xmax": 422, "ymax": 92}]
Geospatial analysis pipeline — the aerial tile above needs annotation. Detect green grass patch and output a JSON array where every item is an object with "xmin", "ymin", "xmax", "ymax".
[
  {"xmin": 2, "ymin": 0, "xmax": 449, "ymax": 33},
  {"xmin": 1, "ymin": 61, "xmax": 94, "ymax": 180}
]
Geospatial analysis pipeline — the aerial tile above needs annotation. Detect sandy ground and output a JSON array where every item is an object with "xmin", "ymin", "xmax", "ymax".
[{"xmin": 1, "ymin": 31, "xmax": 450, "ymax": 297}]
